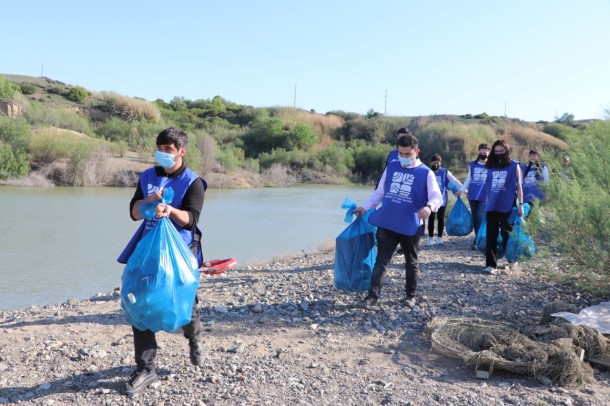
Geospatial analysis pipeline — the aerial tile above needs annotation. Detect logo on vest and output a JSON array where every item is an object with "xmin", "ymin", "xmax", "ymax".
[
  {"xmin": 491, "ymin": 171, "xmax": 507, "ymax": 190},
  {"xmin": 147, "ymin": 184, "xmax": 162, "ymax": 197},
  {"xmin": 389, "ymin": 172, "xmax": 415, "ymax": 201},
  {"xmin": 473, "ymin": 167, "xmax": 487, "ymax": 183}
]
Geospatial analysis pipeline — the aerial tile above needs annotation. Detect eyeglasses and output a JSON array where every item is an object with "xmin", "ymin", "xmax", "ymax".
[{"xmin": 494, "ymin": 150, "xmax": 506, "ymax": 154}]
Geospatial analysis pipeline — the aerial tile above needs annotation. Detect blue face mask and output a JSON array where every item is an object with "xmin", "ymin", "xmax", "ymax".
[
  {"xmin": 398, "ymin": 156, "xmax": 413, "ymax": 167},
  {"xmin": 155, "ymin": 150, "xmax": 176, "ymax": 168}
]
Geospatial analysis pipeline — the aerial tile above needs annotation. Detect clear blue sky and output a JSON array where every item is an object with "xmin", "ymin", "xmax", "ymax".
[{"xmin": 2, "ymin": 0, "xmax": 609, "ymax": 122}]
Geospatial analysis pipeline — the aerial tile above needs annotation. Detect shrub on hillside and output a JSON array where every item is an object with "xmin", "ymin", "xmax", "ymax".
[
  {"xmin": 65, "ymin": 86, "xmax": 89, "ymax": 103},
  {"xmin": 537, "ymin": 120, "xmax": 610, "ymax": 292},
  {"xmin": 19, "ymin": 82, "xmax": 36, "ymax": 95},
  {"xmin": 0, "ymin": 75, "xmax": 19, "ymax": 100},
  {"xmin": 0, "ymin": 116, "xmax": 31, "ymax": 179},
  {"xmin": 542, "ymin": 123, "xmax": 578, "ymax": 141},
  {"xmin": 24, "ymin": 102, "xmax": 93, "ymax": 134},
  {"xmin": 100, "ymin": 92, "xmax": 161, "ymax": 122}
]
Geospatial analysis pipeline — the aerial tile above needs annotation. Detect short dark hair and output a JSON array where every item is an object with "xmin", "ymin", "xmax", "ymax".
[
  {"xmin": 478, "ymin": 143, "xmax": 491, "ymax": 150},
  {"xmin": 397, "ymin": 127, "xmax": 410, "ymax": 135},
  {"xmin": 156, "ymin": 127, "xmax": 189, "ymax": 149},
  {"xmin": 397, "ymin": 134, "xmax": 418, "ymax": 149},
  {"xmin": 430, "ymin": 153, "xmax": 442, "ymax": 162},
  {"xmin": 529, "ymin": 149, "xmax": 539, "ymax": 155},
  {"xmin": 486, "ymin": 139, "xmax": 511, "ymax": 168}
]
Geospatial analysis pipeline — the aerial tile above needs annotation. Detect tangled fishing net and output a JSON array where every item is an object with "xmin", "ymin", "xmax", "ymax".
[{"xmin": 428, "ymin": 309, "xmax": 610, "ymax": 386}]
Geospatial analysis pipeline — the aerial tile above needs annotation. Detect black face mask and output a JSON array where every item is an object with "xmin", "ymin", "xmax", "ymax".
[
  {"xmin": 495, "ymin": 153, "xmax": 507, "ymax": 165},
  {"xmin": 477, "ymin": 153, "xmax": 488, "ymax": 161},
  {"xmin": 431, "ymin": 163, "xmax": 440, "ymax": 171}
]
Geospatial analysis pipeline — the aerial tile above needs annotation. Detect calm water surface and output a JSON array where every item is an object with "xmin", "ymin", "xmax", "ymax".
[{"xmin": 0, "ymin": 185, "xmax": 372, "ymax": 311}]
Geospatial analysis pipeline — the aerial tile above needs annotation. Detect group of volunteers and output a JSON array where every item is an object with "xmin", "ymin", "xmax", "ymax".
[
  {"xmin": 115, "ymin": 125, "xmax": 550, "ymax": 396},
  {"xmin": 354, "ymin": 127, "xmax": 549, "ymax": 310}
]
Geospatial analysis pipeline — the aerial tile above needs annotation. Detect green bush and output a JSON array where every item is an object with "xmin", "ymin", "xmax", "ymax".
[
  {"xmin": 0, "ymin": 116, "xmax": 31, "ymax": 179},
  {"xmin": 537, "ymin": 120, "xmax": 610, "ymax": 292},
  {"xmin": 0, "ymin": 75, "xmax": 19, "ymax": 100},
  {"xmin": 65, "ymin": 86, "xmax": 89, "ymax": 103},
  {"xmin": 24, "ymin": 102, "xmax": 93, "ymax": 134},
  {"xmin": 542, "ymin": 123, "xmax": 578, "ymax": 141},
  {"xmin": 19, "ymin": 82, "xmax": 37, "ymax": 95}
]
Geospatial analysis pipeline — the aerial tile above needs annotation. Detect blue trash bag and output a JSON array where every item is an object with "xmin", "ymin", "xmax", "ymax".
[
  {"xmin": 508, "ymin": 203, "xmax": 531, "ymax": 225},
  {"xmin": 121, "ymin": 216, "xmax": 200, "ymax": 333},
  {"xmin": 446, "ymin": 198, "xmax": 474, "ymax": 236},
  {"xmin": 341, "ymin": 197, "xmax": 358, "ymax": 223},
  {"xmin": 334, "ymin": 214, "xmax": 377, "ymax": 292},
  {"xmin": 505, "ymin": 217, "xmax": 536, "ymax": 262},
  {"xmin": 475, "ymin": 217, "xmax": 505, "ymax": 259}
]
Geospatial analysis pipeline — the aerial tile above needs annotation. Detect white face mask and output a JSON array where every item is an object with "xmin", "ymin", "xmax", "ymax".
[{"xmin": 399, "ymin": 156, "xmax": 413, "ymax": 166}]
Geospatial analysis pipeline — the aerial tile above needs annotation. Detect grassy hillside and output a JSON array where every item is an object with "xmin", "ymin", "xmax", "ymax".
[{"xmin": 0, "ymin": 73, "xmax": 574, "ymax": 188}]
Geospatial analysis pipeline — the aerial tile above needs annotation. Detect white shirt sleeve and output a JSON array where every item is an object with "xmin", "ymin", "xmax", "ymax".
[
  {"xmin": 426, "ymin": 170, "xmax": 443, "ymax": 212},
  {"xmin": 542, "ymin": 165, "xmax": 550, "ymax": 185},
  {"xmin": 447, "ymin": 170, "xmax": 463, "ymax": 191},
  {"xmin": 460, "ymin": 168, "xmax": 472, "ymax": 192}
]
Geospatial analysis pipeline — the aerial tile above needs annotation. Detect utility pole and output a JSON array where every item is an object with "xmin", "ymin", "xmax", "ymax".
[
  {"xmin": 41, "ymin": 63, "xmax": 44, "ymax": 78},
  {"xmin": 504, "ymin": 100, "xmax": 507, "ymax": 118},
  {"xmin": 384, "ymin": 88, "xmax": 388, "ymax": 116},
  {"xmin": 293, "ymin": 84, "xmax": 297, "ymax": 108}
]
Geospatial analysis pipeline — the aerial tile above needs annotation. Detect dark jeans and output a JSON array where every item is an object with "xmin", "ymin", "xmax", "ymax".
[
  {"xmin": 132, "ymin": 296, "xmax": 201, "ymax": 372},
  {"xmin": 485, "ymin": 211, "xmax": 513, "ymax": 268},
  {"xmin": 368, "ymin": 227, "xmax": 421, "ymax": 300},
  {"xmin": 469, "ymin": 199, "xmax": 486, "ymax": 241},
  {"xmin": 427, "ymin": 205, "xmax": 447, "ymax": 237}
]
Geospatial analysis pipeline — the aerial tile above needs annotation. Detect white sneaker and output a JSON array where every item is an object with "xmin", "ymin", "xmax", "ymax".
[
  {"xmin": 425, "ymin": 237, "xmax": 435, "ymax": 246},
  {"xmin": 508, "ymin": 262, "xmax": 520, "ymax": 270},
  {"xmin": 436, "ymin": 237, "xmax": 444, "ymax": 245},
  {"xmin": 483, "ymin": 266, "xmax": 496, "ymax": 274}
]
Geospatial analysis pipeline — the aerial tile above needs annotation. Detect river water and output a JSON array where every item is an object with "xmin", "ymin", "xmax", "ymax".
[{"xmin": 0, "ymin": 185, "xmax": 372, "ymax": 311}]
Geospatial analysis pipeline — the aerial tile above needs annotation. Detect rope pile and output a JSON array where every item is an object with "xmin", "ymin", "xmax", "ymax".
[{"xmin": 428, "ymin": 315, "xmax": 608, "ymax": 386}]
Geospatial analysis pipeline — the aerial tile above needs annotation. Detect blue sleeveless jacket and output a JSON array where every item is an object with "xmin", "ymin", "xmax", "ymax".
[
  {"xmin": 368, "ymin": 161, "xmax": 430, "ymax": 236},
  {"xmin": 521, "ymin": 162, "xmax": 546, "ymax": 202},
  {"xmin": 468, "ymin": 160, "xmax": 489, "ymax": 202},
  {"xmin": 434, "ymin": 167, "xmax": 448, "ymax": 207},
  {"xmin": 117, "ymin": 167, "xmax": 204, "ymax": 264},
  {"xmin": 485, "ymin": 160, "xmax": 519, "ymax": 213}
]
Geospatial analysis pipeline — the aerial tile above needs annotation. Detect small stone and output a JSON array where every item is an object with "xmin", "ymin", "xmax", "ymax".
[{"xmin": 252, "ymin": 303, "xmax": 263, "ymax": 313}]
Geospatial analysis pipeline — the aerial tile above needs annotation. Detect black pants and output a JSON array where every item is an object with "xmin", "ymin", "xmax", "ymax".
[
  {"xmin": 427, "ymin": 205, "xmax": 447, "ymax": 237},
  {"xmin": 132, "ymin": 296, "xmax": 201, "ymax": 372},
  {"xmin": 368, "ymin": 227, "xmax": 421, "ymax": 300},
  {"xmin": 485, "ymin": 211, "xmax": 513, "ymax": 268}
]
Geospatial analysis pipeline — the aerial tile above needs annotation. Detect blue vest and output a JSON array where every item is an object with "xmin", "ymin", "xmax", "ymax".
[
  {"xmin": 434, "ymin": 167, "xmax": 448, "ymax": 207},
  {"xmin": 521, "ymin": 163, "xmax": 546, "ymax": 202},
  {"xmin": 117, "ymin": 167, "xmax": 203, "ymax": 264},
  {"xmin": 368, "ymin": 161, "xmax": 430, "ymax": 236},
  {"xmin": 468, "ymin": 161, "xmax": 489, "ymax": 202},
  {"xmin": 485, "ymin": 160, "xmax": 519, "ymax": 213}
]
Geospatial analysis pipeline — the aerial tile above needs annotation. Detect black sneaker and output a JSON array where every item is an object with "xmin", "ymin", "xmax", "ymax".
[
  {"xmin": 189, "ymin": 335, "xmax": 205, "ymax": 366},
  {"xmin": 123, "ymin": 369, "xmax": 158, "ymax": 396},
  {"xmin": 356, "ymin": 296, "xmax": 379, "ymax": 309}
]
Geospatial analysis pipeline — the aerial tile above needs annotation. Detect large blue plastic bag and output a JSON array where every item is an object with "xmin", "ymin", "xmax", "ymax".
[
  {"xmin": 121, "ymin": 216, "xmax": 200, "ymax": 333},
  {"xmin": 505, "ymin": 217, "xmax": 536, "ymax": 262},
  {"xmin": 476, "ymin": 217, "xmax": 505, "ymax": 259},
  {"xmin": 446, "ymin": 198, "xmax": 474, "ymax": 236},
  {"xmin": 508, "ymin": 203, "xmax": 530, "ymax": 224},
  {"xmin": 334, "ymin": 216, "xmax": 376, "ymax": 292}
]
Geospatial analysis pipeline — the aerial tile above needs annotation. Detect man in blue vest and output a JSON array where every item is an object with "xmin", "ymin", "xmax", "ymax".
[
  {"xmin": 353, "ymin": 130, "xmax": 442, "ymax": 308},
  {"xmin": 119, "ymin": 127, "xmax": 207, "ymax": 396}
]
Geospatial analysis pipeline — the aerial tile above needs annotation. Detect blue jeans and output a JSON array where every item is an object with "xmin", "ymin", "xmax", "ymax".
[{"xmin": 469, "ymin": 199, "xmax": 486, "ymax": 241}]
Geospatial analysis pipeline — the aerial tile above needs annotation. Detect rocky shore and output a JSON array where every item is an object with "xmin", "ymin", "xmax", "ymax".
[{"xmin": 1, "ymin": 236, "xmax": 609, "ymax": 405}]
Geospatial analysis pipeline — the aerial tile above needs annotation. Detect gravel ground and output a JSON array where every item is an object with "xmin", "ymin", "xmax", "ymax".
[{"xmin": 1, "ymin": 235, "xmax": 609, "ymax": 405}]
